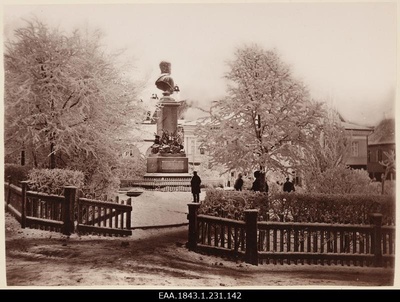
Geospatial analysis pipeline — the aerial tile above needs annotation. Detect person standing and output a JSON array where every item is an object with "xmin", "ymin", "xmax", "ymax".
[
  {"xmin": 191, "ymin": 171, "xmax": 202, "ymax": 203},
  {"xmin": 234, "ymin": 173, "xmax": 244, "ymax": 191},
  {"xmin": 251, "ymin": 171, "xmax": 261, "ymax": 192},
  {"xmin": 283, "ymin": 177, "xmax": 295, "ymax": 193}
]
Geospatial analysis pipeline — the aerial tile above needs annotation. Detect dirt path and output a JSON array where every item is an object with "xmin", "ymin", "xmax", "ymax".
[{"xmin": 3, "ymin": 212, "xmax": 396, "ymax": 288}]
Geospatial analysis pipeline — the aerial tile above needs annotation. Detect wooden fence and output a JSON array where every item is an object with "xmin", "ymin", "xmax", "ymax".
[
  {"xmin": 120, "ymin": 178, "xmax": 224, "ymax": 192},
  {"xmin": 77, "ymin": 196, "xmax": 132, "ymax": 236},
  {"xmin": 187, "ymin": 203, "xmax": 395, "ymax": 267},
  {"xmin": 4, "ymin": 181, "xmax": 132, "ymax": 236},
  {"xmin": 121, "ymin": 178, "xmax": 191, "ymax": 192}
]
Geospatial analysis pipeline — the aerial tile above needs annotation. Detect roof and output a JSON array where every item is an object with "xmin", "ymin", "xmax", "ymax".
[
  {"xmin": 368, "ymin": 118, "xmax": 395, "ymax": 145},
  {"xmin": 341, "ymin": 121, "xmax": 374, "ymax": 131}
]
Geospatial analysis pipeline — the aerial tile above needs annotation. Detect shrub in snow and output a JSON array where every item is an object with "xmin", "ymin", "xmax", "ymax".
[{"xmin": 27, "ymin": 168, "xmax": 85, "ymax": 195}]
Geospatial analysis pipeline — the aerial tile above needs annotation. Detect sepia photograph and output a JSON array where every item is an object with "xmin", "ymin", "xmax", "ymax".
[{"xmin": 1, "ymin": 0, "xmax": 398, "ymax": 293}]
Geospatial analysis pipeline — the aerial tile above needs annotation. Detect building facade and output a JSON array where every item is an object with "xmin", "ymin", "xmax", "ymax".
[
  {"xmin": 341, "ymin": 120, "xmax": 374, "ymax": 170},
  {"xmin": 367, "ymin": 118, "xmax": 395, "ymax": 181}
]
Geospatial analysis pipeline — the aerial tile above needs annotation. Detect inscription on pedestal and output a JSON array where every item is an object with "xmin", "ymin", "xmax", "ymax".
[{"xmin": 161, "ymin": 160, "xmax": 185, "ymax": 171}]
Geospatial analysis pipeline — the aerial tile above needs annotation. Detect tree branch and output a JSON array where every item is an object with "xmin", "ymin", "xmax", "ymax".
[{"xmin": 62, "ymin": 92, "xmax": 75, "ymax": 109}]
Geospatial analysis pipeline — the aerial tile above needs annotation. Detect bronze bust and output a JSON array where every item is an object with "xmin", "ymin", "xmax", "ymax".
[{"xmin": 155, "ymin": 61, "xmax": 175, "ymax": 96}]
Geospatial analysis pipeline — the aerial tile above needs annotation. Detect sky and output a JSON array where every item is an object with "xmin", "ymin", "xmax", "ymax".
[{"xmin": 1, "ymin": 1, "xmax": 398, "ymax": 126}]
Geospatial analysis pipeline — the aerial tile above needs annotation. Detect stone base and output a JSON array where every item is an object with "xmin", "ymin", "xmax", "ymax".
[
  {"xmin": 147, "ymin": 155, "xmax": 189, "ymax": 173},
  {"xmin": 144, "ymin": 173, "xmax": 191, "ymax": 179}
]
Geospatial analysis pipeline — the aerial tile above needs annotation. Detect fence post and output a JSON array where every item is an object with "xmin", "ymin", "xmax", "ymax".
[
  {"xmin": 369, "ymin": 213, "xmax": 383, "ymax": 267},
  {"xmin": 245, "ymin": 209, "xmax": 259, "ymax": 266},
  {"xmin": 20, "ymin": 181, "xmax": 29, "ymax": 229},
  {"xmin": 187, "ymin": 203, "xmax": 200, "ymax": 250},
  {"xmin": 126, "ymin": 198, "xmax": 132, "ymax": 229},
  {"xmin": 63, "ymin": 186, "xmax": 77, "ymax": 235},
  {"xmin": 6, "ymin": 176, "xmax": 11, "ymax": 206}
]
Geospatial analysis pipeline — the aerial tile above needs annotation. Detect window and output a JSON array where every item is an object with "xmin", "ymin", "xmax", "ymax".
[
  {"xmin": 367, "ymin": 150, "xmax": 371, "ymax": 162},
  {"xmin": 351, "ymin": 142, "xmax": 359, "ymax": 157},
  {"xmin": 199, "ymin": 147, "xmax": 205, "ymax": 155},
  {"xmin": 378, "ymin": 149, "xmax": 382, "ymax": 162}
]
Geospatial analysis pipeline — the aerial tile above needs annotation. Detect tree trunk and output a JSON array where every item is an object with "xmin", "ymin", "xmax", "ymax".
[
  {"xmin": 259, "ymin": 166, "xmax": 266, "ymax": 192},
  {"xmin": 31, "ymin": 150, "xmax": 38, "ymax": 168},
  {"xmin": 20, "ymin": 149, "xmax": 25, "ymax": 166},
  {"xmin": 381, "ymin": 174, "xmax": 386, "ymax": 195},
  {"xmin": 50, "ymin": 142, "xmax": 56, "ymax": 169}
]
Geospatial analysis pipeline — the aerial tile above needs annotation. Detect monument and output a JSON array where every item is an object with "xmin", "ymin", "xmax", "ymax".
[{"xmin": 145, "ymin": 61, "xmax": 189, "ymax": 178}]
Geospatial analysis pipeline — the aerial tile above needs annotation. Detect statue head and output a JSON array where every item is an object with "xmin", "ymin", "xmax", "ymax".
[{"xmin": 159, "ymin": 61, "xmax": 171, "ymax": 74}]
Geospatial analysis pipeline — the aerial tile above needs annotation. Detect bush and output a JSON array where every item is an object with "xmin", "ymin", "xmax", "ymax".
[
  {"xmin": 308, "ymin": 166, "xmax": 374, "ymax": 194},
  {"xmin": 117, "ymin": 155, "xmax": 146, "ymax": 180},
  {"xmin": 199, "ymin": 189, "xmax": 395, "ymax": 225},
  {"xmin": 199, "ymin": 189, "xmax": 269, "ymax": 221},
  {"xmin": 27, "ymin": 168, "xmax": 85, "ymax": 195},
  {"xmin": 266, "ymin": 192, "xmax": 394, "ymax": 225},
  {"xmin": 368, "ymin": 180, "xmax": 396, "ymax": 196},
  {"xmin": 4, "ymin": 164, "xmax": 30, "ymax": 185}
]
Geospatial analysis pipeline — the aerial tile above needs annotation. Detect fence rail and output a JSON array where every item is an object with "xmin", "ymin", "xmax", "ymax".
[
  {"xmin": 187, "ymin": 203, "xmax": 395, "ymax": 267},
  {"xmin": 4, "ymin": 182, "xmax": 133, "ymax": 236},
  {"xmin": 5, "ymin": 183, "xmax": 23, "ymax": 223},
  {"xmin": 77, "ymin": 197, "xmax": 132, "ymax": 236},
  {"xmin": 121, "ymin": 178, "xmax": 191, "ymax": 192},
  {"xmin": 121, "ymin": 178, "xmax": 224, "ymax": 192},
  {"xmin": 25, "ymin": 188, "xmax": 67, "ymax": 233}
]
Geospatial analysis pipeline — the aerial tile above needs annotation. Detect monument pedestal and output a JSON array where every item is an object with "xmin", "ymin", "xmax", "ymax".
[
  {"xmin": 147, "ymin": 154, "xmax": 189, "ymax": 174},
  {"xmin": 144, "ymin": 62, "xmax": 190, "ymax": 182},
  {"xmin": 156, "ymin": 97, "xmax": 181, "ymax": 136},
  {"xmin": 145, "ymin": 154, "xmax": 191, "ymax": 181},
  {"xmin": 145, "ymin": 96, "xmax": 189, "ymax": 178}
]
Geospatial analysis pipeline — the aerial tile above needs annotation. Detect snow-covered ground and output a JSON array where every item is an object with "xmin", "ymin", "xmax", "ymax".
[
  {"xmin": 2, "ymin": 191, "xmax": 398, "ymax": 288},
  {"xmin": 123, "ymin": 191, "xmax": 194, "ymax": 228}
]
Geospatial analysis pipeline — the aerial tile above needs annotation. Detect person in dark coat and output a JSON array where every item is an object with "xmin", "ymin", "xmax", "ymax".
[
  {"xmin": 234, "ymin": 173, "xmax": 244, "ymax": 191},
  {"xmin": 190, "ymin": 171, "xmax": 202, "ymax": 203},
  {"xmin": 251, "ymin": 171, "xmax": 261, "ymax": 192},
  {"xmin": 283, "ymin": 177, "xmax": 295, "ymax": 193},
  {"xmin": 251, "ymin": 171, "xmax": 270, "ymax": 193}
]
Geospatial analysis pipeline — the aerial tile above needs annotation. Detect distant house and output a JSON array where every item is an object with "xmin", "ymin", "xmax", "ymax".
[
  {"xmin": 340, "ymin": 116, "xmax": 374, "ymax": 170},
  {"xmin": 367, "ymin": 118, "xmax": 395, "ymax": 181}
]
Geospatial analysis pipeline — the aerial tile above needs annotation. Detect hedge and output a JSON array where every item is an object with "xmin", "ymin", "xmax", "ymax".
[
  {"xmin": 199, "ymin": 189, "xmax": 395, "ymax": 225},
  {"xmin": 27, "ymin": 168, "xmax": 85, "ymax": 195},
  {"xmin": 4, "ymin": 164, "xmax": 30, "ymax": 185},
  {"xmin": 199, "ymin": 189, "xmax": 269, "ymax": 221}
]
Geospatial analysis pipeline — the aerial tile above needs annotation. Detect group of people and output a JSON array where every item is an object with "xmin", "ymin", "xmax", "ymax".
[
  {"xmin": 234, "ymin": 171, "xmax": 269, "ymax": 193},
  {"xmin": 190, "ymin": 170, "xmax": 296, "ymax": 203},
  {"xmin": 234, "ymin": 172, "xmax": 295, "ymax": 193}
]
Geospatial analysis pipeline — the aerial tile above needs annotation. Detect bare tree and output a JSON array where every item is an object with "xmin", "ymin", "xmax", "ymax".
[{"xmin": 379, "ymin": 150, "xmax": 395, "ymax": 194}]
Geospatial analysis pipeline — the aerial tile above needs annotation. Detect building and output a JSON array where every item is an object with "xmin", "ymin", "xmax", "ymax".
[
  {"xmin": 340, "ymin": 116, "xmax": 374, "ymax": 170},
  {"xmin": 367, "ymin": 118, "xmax": 395, "ymax": 181}
]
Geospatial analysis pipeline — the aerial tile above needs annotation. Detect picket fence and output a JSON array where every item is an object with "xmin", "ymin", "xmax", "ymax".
[
  {"xmin": 187, "ymin": 203, "xmax": 395, "ymax": 267},
  {"xmin": 4, "ymin": 181, "xmax": 132, "ymax": 236},
  {"xmin": 120, "ymin": 178, "xmax": 224, "ymax": 192}
]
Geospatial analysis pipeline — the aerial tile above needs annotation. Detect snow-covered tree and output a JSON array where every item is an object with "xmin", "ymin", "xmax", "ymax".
[
  {"xmin": 300, "ymin": 105, "xmax": 351, "ymax": 189},
  {"xmin": 4, "ymin": 18, "xmax": 146, "ymax": 194},
  {"xmin": 197, "ymin": 44, "xmax": 323, "ymax": 189},
  {"xmin": 308, "ymin": 165, "xmax": 373, "ymax": 194}
]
